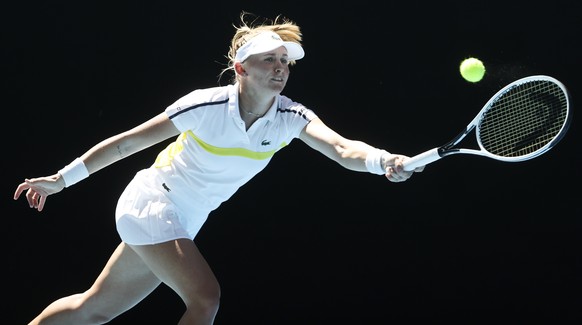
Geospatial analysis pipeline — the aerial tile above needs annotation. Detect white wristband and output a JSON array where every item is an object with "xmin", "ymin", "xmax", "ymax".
[
  {"xmin": 58, "ymin": 158, "xmax": 89, "ymax": 187},
  {"xmin": 365, "ymin": 149, "xmax": 390, "ymax": 175}
]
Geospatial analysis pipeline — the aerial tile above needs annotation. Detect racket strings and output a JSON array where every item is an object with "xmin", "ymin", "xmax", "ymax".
[{"xmin": 478, "ymin": 80, "xmax": 568, "ymax": 158}]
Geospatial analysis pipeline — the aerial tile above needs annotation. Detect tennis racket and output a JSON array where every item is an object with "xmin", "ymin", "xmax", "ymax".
[{"xmin": 403, "ymin": 75, "xmax": 571, "ymax": 171}]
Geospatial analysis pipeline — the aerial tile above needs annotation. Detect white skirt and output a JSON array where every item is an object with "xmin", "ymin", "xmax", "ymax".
[{"xmin": 115, "ymin": 168, "xmax": 209, "ymax": 245}]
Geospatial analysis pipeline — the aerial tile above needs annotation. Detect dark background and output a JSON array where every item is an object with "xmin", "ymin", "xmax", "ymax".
[{"xmin": 4, "ymin": 1, "xmax": 581, "ymax": 323}]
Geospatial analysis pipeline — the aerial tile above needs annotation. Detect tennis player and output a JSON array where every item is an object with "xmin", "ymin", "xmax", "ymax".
[{"xmin": 14, "ymin": 13, "xmax": 424, "ymax": 324}]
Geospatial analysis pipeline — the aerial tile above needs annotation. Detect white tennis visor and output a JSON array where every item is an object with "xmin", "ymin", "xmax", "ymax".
[{"xmin": 235, "ymin": 31, "xmax": 304, "ymax": 62}]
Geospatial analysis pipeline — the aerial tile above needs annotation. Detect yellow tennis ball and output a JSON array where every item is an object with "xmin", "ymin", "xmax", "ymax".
[{"xmin": 460, "ymin": 57, "xmax": 485, "ymax": 82}]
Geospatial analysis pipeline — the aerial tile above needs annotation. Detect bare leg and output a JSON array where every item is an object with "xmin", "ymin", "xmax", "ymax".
[
  {"xmin": 129, "ymin": 239, "xmax": 221, "ymax": 325},
  {"xmin": 29, "ymin": 242, "xmax": 161, "ymax": 325}
]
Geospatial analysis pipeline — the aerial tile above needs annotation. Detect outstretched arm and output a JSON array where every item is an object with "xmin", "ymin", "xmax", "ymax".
[
  {"xmin": 14, "ymin": 112, "xmax": 179, "ymax": 211},
  {"xmin": 298, "ymin": 118, "xmax": 423, "ymax": 182}
]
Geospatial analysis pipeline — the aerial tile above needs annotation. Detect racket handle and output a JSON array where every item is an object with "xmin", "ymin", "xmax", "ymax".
[{"xmin": 402, "ymin": 148, "xmax": 441, "ymax": 171}]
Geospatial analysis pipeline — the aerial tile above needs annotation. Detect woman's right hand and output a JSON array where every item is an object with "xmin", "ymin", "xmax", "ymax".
[{"xmin": 13, "ymin": 174, "xmax": 65, "ymax": 211}]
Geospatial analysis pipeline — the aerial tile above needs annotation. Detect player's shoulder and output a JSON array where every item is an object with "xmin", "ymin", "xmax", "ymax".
[
  {"xmin": 166, "ymin": 84, "xmax": 233, "ymax": 120},
  {"xmin": 188, "ymin": 84, "xmax": 232, "ymax": 102},
  {"xmin": 277, "ymin": 95, "xmax": 317, "ymax": 120}
]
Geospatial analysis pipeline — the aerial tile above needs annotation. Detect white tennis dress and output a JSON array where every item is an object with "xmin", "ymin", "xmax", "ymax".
[{"xmin": 115, "ymin": 83, "xmax": 317, "ymax": 245}]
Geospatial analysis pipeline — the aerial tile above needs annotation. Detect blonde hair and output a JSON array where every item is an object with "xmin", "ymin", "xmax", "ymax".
[{"xmin": 219, "ymin": 12, "xmax": 303, "ymax": 84}]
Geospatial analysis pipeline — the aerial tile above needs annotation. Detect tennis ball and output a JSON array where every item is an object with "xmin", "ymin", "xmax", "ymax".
[{"xmin": 459, "ymin": 57, "xmax": 485, "ymax": 82}]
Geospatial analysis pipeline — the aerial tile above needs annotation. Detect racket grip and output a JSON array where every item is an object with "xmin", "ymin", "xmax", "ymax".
[{"xmin": 402, "ymin": 148, "xmax": 441, "ymax": 171}]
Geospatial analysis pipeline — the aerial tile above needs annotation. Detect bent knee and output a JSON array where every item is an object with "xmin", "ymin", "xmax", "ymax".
[
  {"xmin": 201, "ymin": 281, "xmax": 221, "ymax": 309},
  {"xmin": 186, "ymin": 281, "xmax": 221, "ymax": 316}
]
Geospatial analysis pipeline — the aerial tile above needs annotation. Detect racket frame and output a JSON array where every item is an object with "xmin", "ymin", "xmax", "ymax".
[{"xmin": 403, "ymin": 75, "xmax": 571, "ymax": 171}]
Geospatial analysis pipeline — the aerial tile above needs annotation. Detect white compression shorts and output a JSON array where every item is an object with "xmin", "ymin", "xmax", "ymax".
[{"xmin": 115, "ymin": 168, "xmax": 210, "ymax": 245}]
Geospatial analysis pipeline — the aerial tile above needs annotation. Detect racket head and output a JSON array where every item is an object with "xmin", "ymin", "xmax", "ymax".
[{"xmin": 475, "ymin": 75, "xmax": 571, "ymax": 162}]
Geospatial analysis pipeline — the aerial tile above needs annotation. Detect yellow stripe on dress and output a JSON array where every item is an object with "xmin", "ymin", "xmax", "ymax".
[{"xmin": 155, "ymin": 131, "xmax": 286, "ymax": 167}]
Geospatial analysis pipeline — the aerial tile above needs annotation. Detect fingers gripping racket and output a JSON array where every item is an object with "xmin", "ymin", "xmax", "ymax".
[{"xmin": 403, "ymin": 75, "xmax": 572, "ymax": 171}]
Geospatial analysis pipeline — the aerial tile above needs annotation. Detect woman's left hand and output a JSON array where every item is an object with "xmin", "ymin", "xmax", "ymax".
[{"xmin": 383, "ymin": 154, "xmax": 424, "ymax": 182}]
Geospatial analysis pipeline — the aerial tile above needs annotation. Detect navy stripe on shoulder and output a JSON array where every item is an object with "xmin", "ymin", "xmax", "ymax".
[
  {"xmin": 277, "ymin": 106, "xmax": 313, "ymax": 121},
  {"xmin": 168, "ymin": 98, "xmax": 229, "ymax": 119}
]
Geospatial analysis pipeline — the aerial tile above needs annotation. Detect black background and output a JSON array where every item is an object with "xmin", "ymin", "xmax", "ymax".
[{"xmin": 5, "ymin": 1, "xmax": 581, "ymax": 324}]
